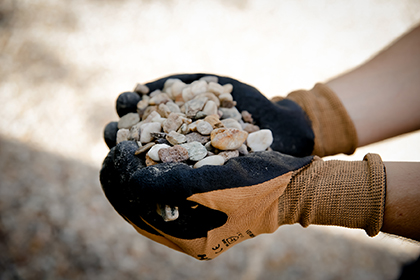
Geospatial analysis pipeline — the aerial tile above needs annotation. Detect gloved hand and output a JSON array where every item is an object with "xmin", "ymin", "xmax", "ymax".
[
  {"xmin": 100, "ymin": 139, "xmax": 386, "ymax": 260},
  {"xmin": 104, "ymin": 73, "xmax": 357, "ymax": 157}
]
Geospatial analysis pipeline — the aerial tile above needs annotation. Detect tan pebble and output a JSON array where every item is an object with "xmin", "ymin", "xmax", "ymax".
[
  {"xmin": 219, "ymin": 93, "xmax": 233, "ymax": 102},
  {"xmin": 208, "ymin": 82, "xmax": 224, "ymax": 96},
  {"xmin": 129, "ymin": 123, "xmax": 142, "ymax": 141},
  {"xmin": 219, "ymin": 107, "xmax": 241, "ymax": 120},
  {"xmin": 118, "ymin": 113, "xmax": 140, "ymax": 129},
  {"xmin": 147, "ymin": 144, "xmax": 171, "ymax": 161},
  {"xmin": 143, "ymin": 111, "xmax": 161, "ymax": 123},
  {"xmin": 170, "ymin": 80, "xmax": 187, "ymax": 98},
  {"xmin": 221, "ymin": 118, "xmax": 242, "ymax": 130},
  {"xmin": 211, "ymin": 128, "xmax": 248, "ymax": 150},
  {"xmin": 142, "ymin": 106, "xmax": 158, "ymax": 120},
  {"xmin": 191, "ymin": 80, "xmax": 208, "ymax": 95},
  {"xmin": 247, "ymin": 129, "xmax": 273, "ymax": 152},
  {"xmin": 163, "ymin": 113, "xmax": 191, "ymax": 133},
  {"xmin": 196, "ymin": 121, "xmax": 213, "ymax": 135},
  {"xmin": 200, "ymin": 76, "xmax": 218, "ymax": 83},
  {"xmin": 165, "ymin": 101, "xmax": 181, "ymax": 114},
  {"xmin": 222, "ymin": 83, "xmax": 233, "ymax": 93},
  {"xmin": 201, "ymin": 100, "xmax": 218, "ymax": 116},
  {"xmin": 149, "ymin": 89, "xmax": 162, "ymax": 97},
  {"xmin": 134, "ymin": 142, "xmax": 155, "ymax": 155},
  {"xmin": 145, "ymin": 154, "xmax": 159, "ymax": 166},
  {"xmin": 193, "ymin": 155, "xmax": 225, "ymax": 168},
  {"xmin": 241, "ymin": 123, "xmax": 260, "ymax": 133},
  {"xmin": 157, "ymin": 103, "xmax": 172, "ymax": 118},
  {"xmin": 241, "ymin": 110, "xmax": 253, "ymax": 123},
  {"xmin": 137, "ymin": 99, "xmax": 149, "ymax": 118},
  {"xmin": 116, "ymin": 128, "xmax": 130, "ymax": 144},
  {"xmin": 194, "ymin": 92, "xmax": 220, "ymax": 107},
  {"xmin": 134, "ymin": 83, "xmax": 149, "ymax": 95},
  {"xmin": 181, "ymin": 87, "xmax": 194, "ymax": 102},
  {"xmin": 221, "ymin": 100, "xmax": 237, "ymax": 108},
  {"xmin": 163, "ymin": 78, "xmax": 182, "ymax": 92},
  {"xmin": 184, "ymin": 97, "xmax": 208, "ymax": 118},
  {"xmin": 149, "ymin": 93, "xmax": 171, "ymax": 105},
  {"xmin": 140, "ymin": 122, "xmax": 162, "ymax": 143},
  {"xmin": 204, "ymin": 114, "xmax": 224, "ymax": 129},
  {"xmin": 218, "ymin": 150, "xmax": 240, "ymax": 162},
  {"xmin": 158, "ymin": 145, "xmax": 189, "ymax": 163},
  {"xmin": 166, "ymin": 131, "xmax": 187, "ymax": 145}
]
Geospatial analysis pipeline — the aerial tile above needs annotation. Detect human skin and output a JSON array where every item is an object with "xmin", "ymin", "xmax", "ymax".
[{"xmin": 326, "ymin": 24, "xmax": 420, "ymax": 241}]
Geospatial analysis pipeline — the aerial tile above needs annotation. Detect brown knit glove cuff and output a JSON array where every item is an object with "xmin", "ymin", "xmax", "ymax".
[
  {"xmin": 278, "ymin": 153, "xmax": 386, "ymax": 237},
  {"xmin": 286, "ymin": 83, "xmax": 358, "ymax": 157}
]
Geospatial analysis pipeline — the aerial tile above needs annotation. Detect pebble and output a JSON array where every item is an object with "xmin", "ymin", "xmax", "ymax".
[
  {"xmin": 241, "ymin": 123, "xmax": 260, "ymax": 133},
  {"xmin": 200, "ymin": 75, "xmax": 218, "ymax": 83},
  {"xmin": 196, "ymin": 121, "xmax": 213, "ymax": 135},
  {"xmin": 201, "ymin": 100, "xmax": 218, "ymax": 116},
  {"xmin": 208, "ymin": 82, "xmax": 224, "ymax": 96},
  {"xmin": 134, "ymin": 83, "xmax": 150, "ymax": 95},
  {"xmin": 181, "ymin": 141, "xmax": 207, "ymax": 161},
  {"xmin": 193, "ymin": 155, "xmax": 225, "ymax": 168},
  {"xmin": 145, "ymin": 154, "xmax": 159, "ymax": 166},
  {"xmin": 222, "ymin": 83, "xmax": 233, "ymax": 93},
  {"xmin": 219, "ymin": 93, "xmax": 233, "ymax": 103},
  {"xmin": 137, "ymin": 99, "xmax": 149, "ymax": 117},
  {"xmin": 158, "ymin": 145, "xmax": 189, "ymax": 163},
  {"xmin": 237, "ymin": 144, "xmax": 249, "ymax": 155},
  {"xmin": 149, "ymin": 93, "xmax": 171, "ymax": 105},
  {"xmin": 170, "ymin": 80, "xmax": 187, "ymax": 98},
  {"xmin": 142, "ymin": 106, "xmax": 158, "ymax": 120},
  {"xmin": 166, "ymin": 131, "xmax": 187, "ymax": 145},
  {"xmin": 116, "ymin": 128, "xmax": 130, "ymax": 144},
  {"xmin": 241, "ymin": 110, "xmax": 253, "ymax": 123},
  {"xmin": 221, "ymin": 100, "xmax": 237, "ymax": 108},
  {"xmin": 181, "ymin": 87, "xmax": 194, "ymax": 103},
  {"xmin": 147, "ymin": 144, "xmax": 171, "ymax": 161},
  {"xmin": 157, "ymin": 103, "xmax": 172, "ymax": 118},
  {"xmin": 163, "ymin": 78, "xmax": 181, "ymax": 92},
  {"xmin": 211, "ymin": 128, "xmax": 248, "ymax": 150},
  {"xmin": 247, "ymin": 129, "xmax": 273, "ymax": 152},
  {"xmin": 219, "ymin": 107, "xmax": 242, "ymax": 121},
  {"xmin": 185, "ymin": 132, "xmax": 210, "ymax": 144},
  {"xmin": 190, "ymin": 80, "xmax": 208, "ymax": 95},
  {"xmin": 118, "ymin": 113, "xmax": 140, "ymax": 129},
  {"xmin": 195, "ymin": 92, "xmax": 220, "ymax": 107},
  {"xmin": 134, "ymin": 142, "xmax": 155, "ymax": 155},
  {"xmin": 129, "ymin": 123, "xmax": 142, "ymax": 141},
  {"xmin": 204, "ymin": 114, "xmax": 224, "ymax": 129},
  {"xmin": 218, "ymin": 150, "xmax": 239, "ymax": 162},
  {"xmin": 163, "ymin": 113, "xmax": 191, "ymax": 133},
  {"xmin": 140, "ymin": 122, "xmax": 162, "ymax": 143},
  {"xmin": 184, "ymin": 97, "xmax": 208, "ymax": 118},
  {"xmin": 165, "ymin": 102, "xmax": 181, "ymax": 114},
  {"xmin": 221, "ymin": 118, "xmax": 242, "ymax": 130}
]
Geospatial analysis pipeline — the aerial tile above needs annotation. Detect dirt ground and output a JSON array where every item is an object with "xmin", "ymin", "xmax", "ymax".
[{"xmin": 1, "ymin": 0, "xmax": 420, "ymax": 279}]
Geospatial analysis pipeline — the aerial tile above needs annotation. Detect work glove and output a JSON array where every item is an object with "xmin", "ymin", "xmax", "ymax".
[
  {"xmin": 100, "ymin": 139, "xmax": 386, "ymax": 260},
  {"xmin": 104, "ymin": 73, "xmax": 358, "ymax": 157}
]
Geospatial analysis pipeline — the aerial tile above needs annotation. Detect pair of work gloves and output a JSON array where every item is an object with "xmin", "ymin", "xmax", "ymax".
[{"xmin": 100, "ymin": 74, "xmax": 386, "ymax": 260}]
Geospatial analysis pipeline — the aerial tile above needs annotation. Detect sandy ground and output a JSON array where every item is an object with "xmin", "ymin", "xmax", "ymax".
[{"xmin": 1, "ymin": 0, "xmax": 420, "ymax": 279}]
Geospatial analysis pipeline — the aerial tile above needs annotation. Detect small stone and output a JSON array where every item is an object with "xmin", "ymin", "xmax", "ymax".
[
  {"xmin": 116, "ymin": 129, "xmax": 130, "ymax": 144},
  {"xmin": 147, "ymin": 144, "xmax": 171, "ymax": 161},
  {"xmin": 142, "ymin": 106, "xmax": 158, "ymax": 120},
  {"xmin": 194, "ymin": 92, "xmax": 220, "ymax": 107},
  {"xmin": 211, "ymin": 128, "xmax": 248, "ymax": 150},
  {"xmin": 149, "ymin": 89, "xmax": 162, "ymax": 98},
  {"xmin": 241, "ymin": 110, "xmax": 253, "ymax": 123},
  {"xmin": 181, "ymin": 141, "xmax": 207, "ymax": 161},
  {"xmin": 208, "ymin": 82, "xmax": 224, "ymax": 96},
  {"xmin": 194, "ymin": 155, "xmax": 225, "ymax": 168},
  {"xmin": 163, "ymin": 113, "xmax": 191, "ymax": 133},
  {"xmin": 221, "ymin": 118, "xmax": 243, "ymax": 130},
  {"xmin": 185, "ymin": 132, "xmax": 210, "ymax": 144},
  {"xmin": 129, "ymin": 123, "xmax": 142, "ymax": 141},
  {"xmin": 158, "ymin": 145, "xmax": 189, "ymax": 163},
  {"xmin": 242, "ymin": 123, "xmax": 260, "ymax": 133},
  {"xmin": 222, "ymin": 83, "xmax": 233, "ymax": 93},
  {"xmin": 237, "ymin": 144, "xmax": 249, "ymax": 155},
  {"xmin": 201, "ymin": 100, "xmax": 218, "ymax": 116},
  {"xmin": 140, "ymin": 122, "xmax": 162, "ymax": 143},
  {"xmin": 166, "ymin": 131, "xmax": 187, "ymax": 145},
  {"xmin": 219, "ymin": 107, "xmax": 241, "ymax": 121},
  {"xmin": 170, "ymin": 80, "xmax": 187, "ymax": 98},
  {"xmin": 181, "ymin": 87, "xmax": 194, "ymax": 102},
  {"xmin": 134, "ymin": 142, "xmax": 156, "ymax": 155},
  {"xmin": 137, "ymin": 99, "xmax": 149, "ymax": 118},
  {"xmin": 219, "ymin": 93, "xmax": 233, "ymax": 102},
  {"xmin": 149, "ymin": 93, "xmax": 171, "ymax": 105},
  {"xmin": 134, "ymin": 83, "xmax": 150, "ymax": 95},
  {"xmin": 145, "ymin": 154, "xmax": 159, "ymax": 166},
  {"xmin": 177, "ymin": 123, "xmax": 190, "ymax": 134},
  {"xmin": 218, "ymin": 150, "xmax": 240, "ymax": 162},
  {"xmin": 204, "ymin": 141, "xmax": 213, "ymax": 151},
  {"xmin": 195, "ymin": 111, "xmax": 208, "ymax": 119},
  {"xmin": 204, "ymin": 114, "xmax": 224, "ymax": 129},
  {"xmin": 196, "ymin": 121, "xmax": 213, "ymax": 135},
  {"xmin": 143, "ymin": 110, "xmax": 161, "ymax": 123},
  {"xmin": 184, "ymin": 97, "xmax": 208, "ymax": 118},
  {"xmin": 200, "ymin": 76, "xmax": 218, "ymax": 83},
  {"xmin": 118, "ymin": 113, "xmax": 140, "ymax": 129},
  {"xmin": 247, "ymin": 129, "xmax": 273, "ymax": 152},
  {"xmin": 190, "ymin": 80, "xmax": 208, "ymax": 95},
  {"xmin": 166, "ymin": 102, "xmax": 181, "ymax": 114},
  {"xmin": 157, "ymin": 103, "xmax": 172, "ymax": 118},
  {"xmin": 163, "ymin": 78, "xmax": 182, "ymax": 92},
  {"xmin": 221, "ymin": 100, "xmax": 237, "ymax": 108}
]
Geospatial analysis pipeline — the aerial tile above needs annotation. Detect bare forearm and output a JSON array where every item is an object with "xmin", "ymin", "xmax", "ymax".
[
  {"xmin": 326, "ymin": 25, "xmax": 420, "ymax": 147},
  {"xmin": 381, "ymin": 162, "xmax": 420, "ymax": 241}
]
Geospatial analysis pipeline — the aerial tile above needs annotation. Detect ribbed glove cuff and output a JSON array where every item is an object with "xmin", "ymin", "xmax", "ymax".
[
  {"xmin": 279, "ymin": 153, "xmax": 386, "ymax": 237},
  {"xmin": 286, "ymin": 83, "xmax": 358, "ymax": 157}
]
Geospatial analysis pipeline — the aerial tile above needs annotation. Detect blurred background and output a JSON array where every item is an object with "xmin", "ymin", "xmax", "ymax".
[{"xmin": 1, "ymin": 0, "xmax": 419, "ymax": 279}]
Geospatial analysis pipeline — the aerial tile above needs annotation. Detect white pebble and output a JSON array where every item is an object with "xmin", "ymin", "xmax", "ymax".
[
  {"xmin": 223, "ymin": 83, "xmax": 233, "ymax": 93},
  {"xmin": 208, "ymin": 82, "xmax": 224, "ymax": 96},
  {"xmin": 190, "ymin": 80, "xmax": 208, "ymax": 95},
  {"xmin": 247, "ymin": 129, "xmax": 273, "ymax": 152},
  {"xmin": 219, "ymin": 93, "xmax": 233, "ymax": 102},
  {"xmin": 140, "ymin": 122, "xmax": 162, "ymax": 143},
  {"xmin": 196, "ymin": 121, "xmax": 213, "ymax": 135},
  {"xmin": 147, "ymin": 144, "xmax": 171, "ymax": 161},
  {"xmin": 200, "ymin": 76, "xmax": 218, "ymax": 83},
  {"xmin": 118, "ymin": 113, "xmax": 140, "ymax": 129},
  {"xmin": 166, "ymin": 131, "xmax": 187, "ymax": 145},
  {"xmin": 116, "ymin": 129, "xmax": 130, "ymax": 144},
  {"xmin": 202, "ymin": 100, "xmax": 218, "ymax": 116},
  {"xmin": 193, "ymin": 155, "xmax": 225, "ymax": 168},
  {"xmin": 221, "ymin": 118, "xmax": 243, "ymax": 130}
]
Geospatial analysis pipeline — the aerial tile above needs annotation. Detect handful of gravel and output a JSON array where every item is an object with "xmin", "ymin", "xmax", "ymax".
[{"xmin": 115, "ymin": 76, "xmax": 274, "ymax": 169}]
